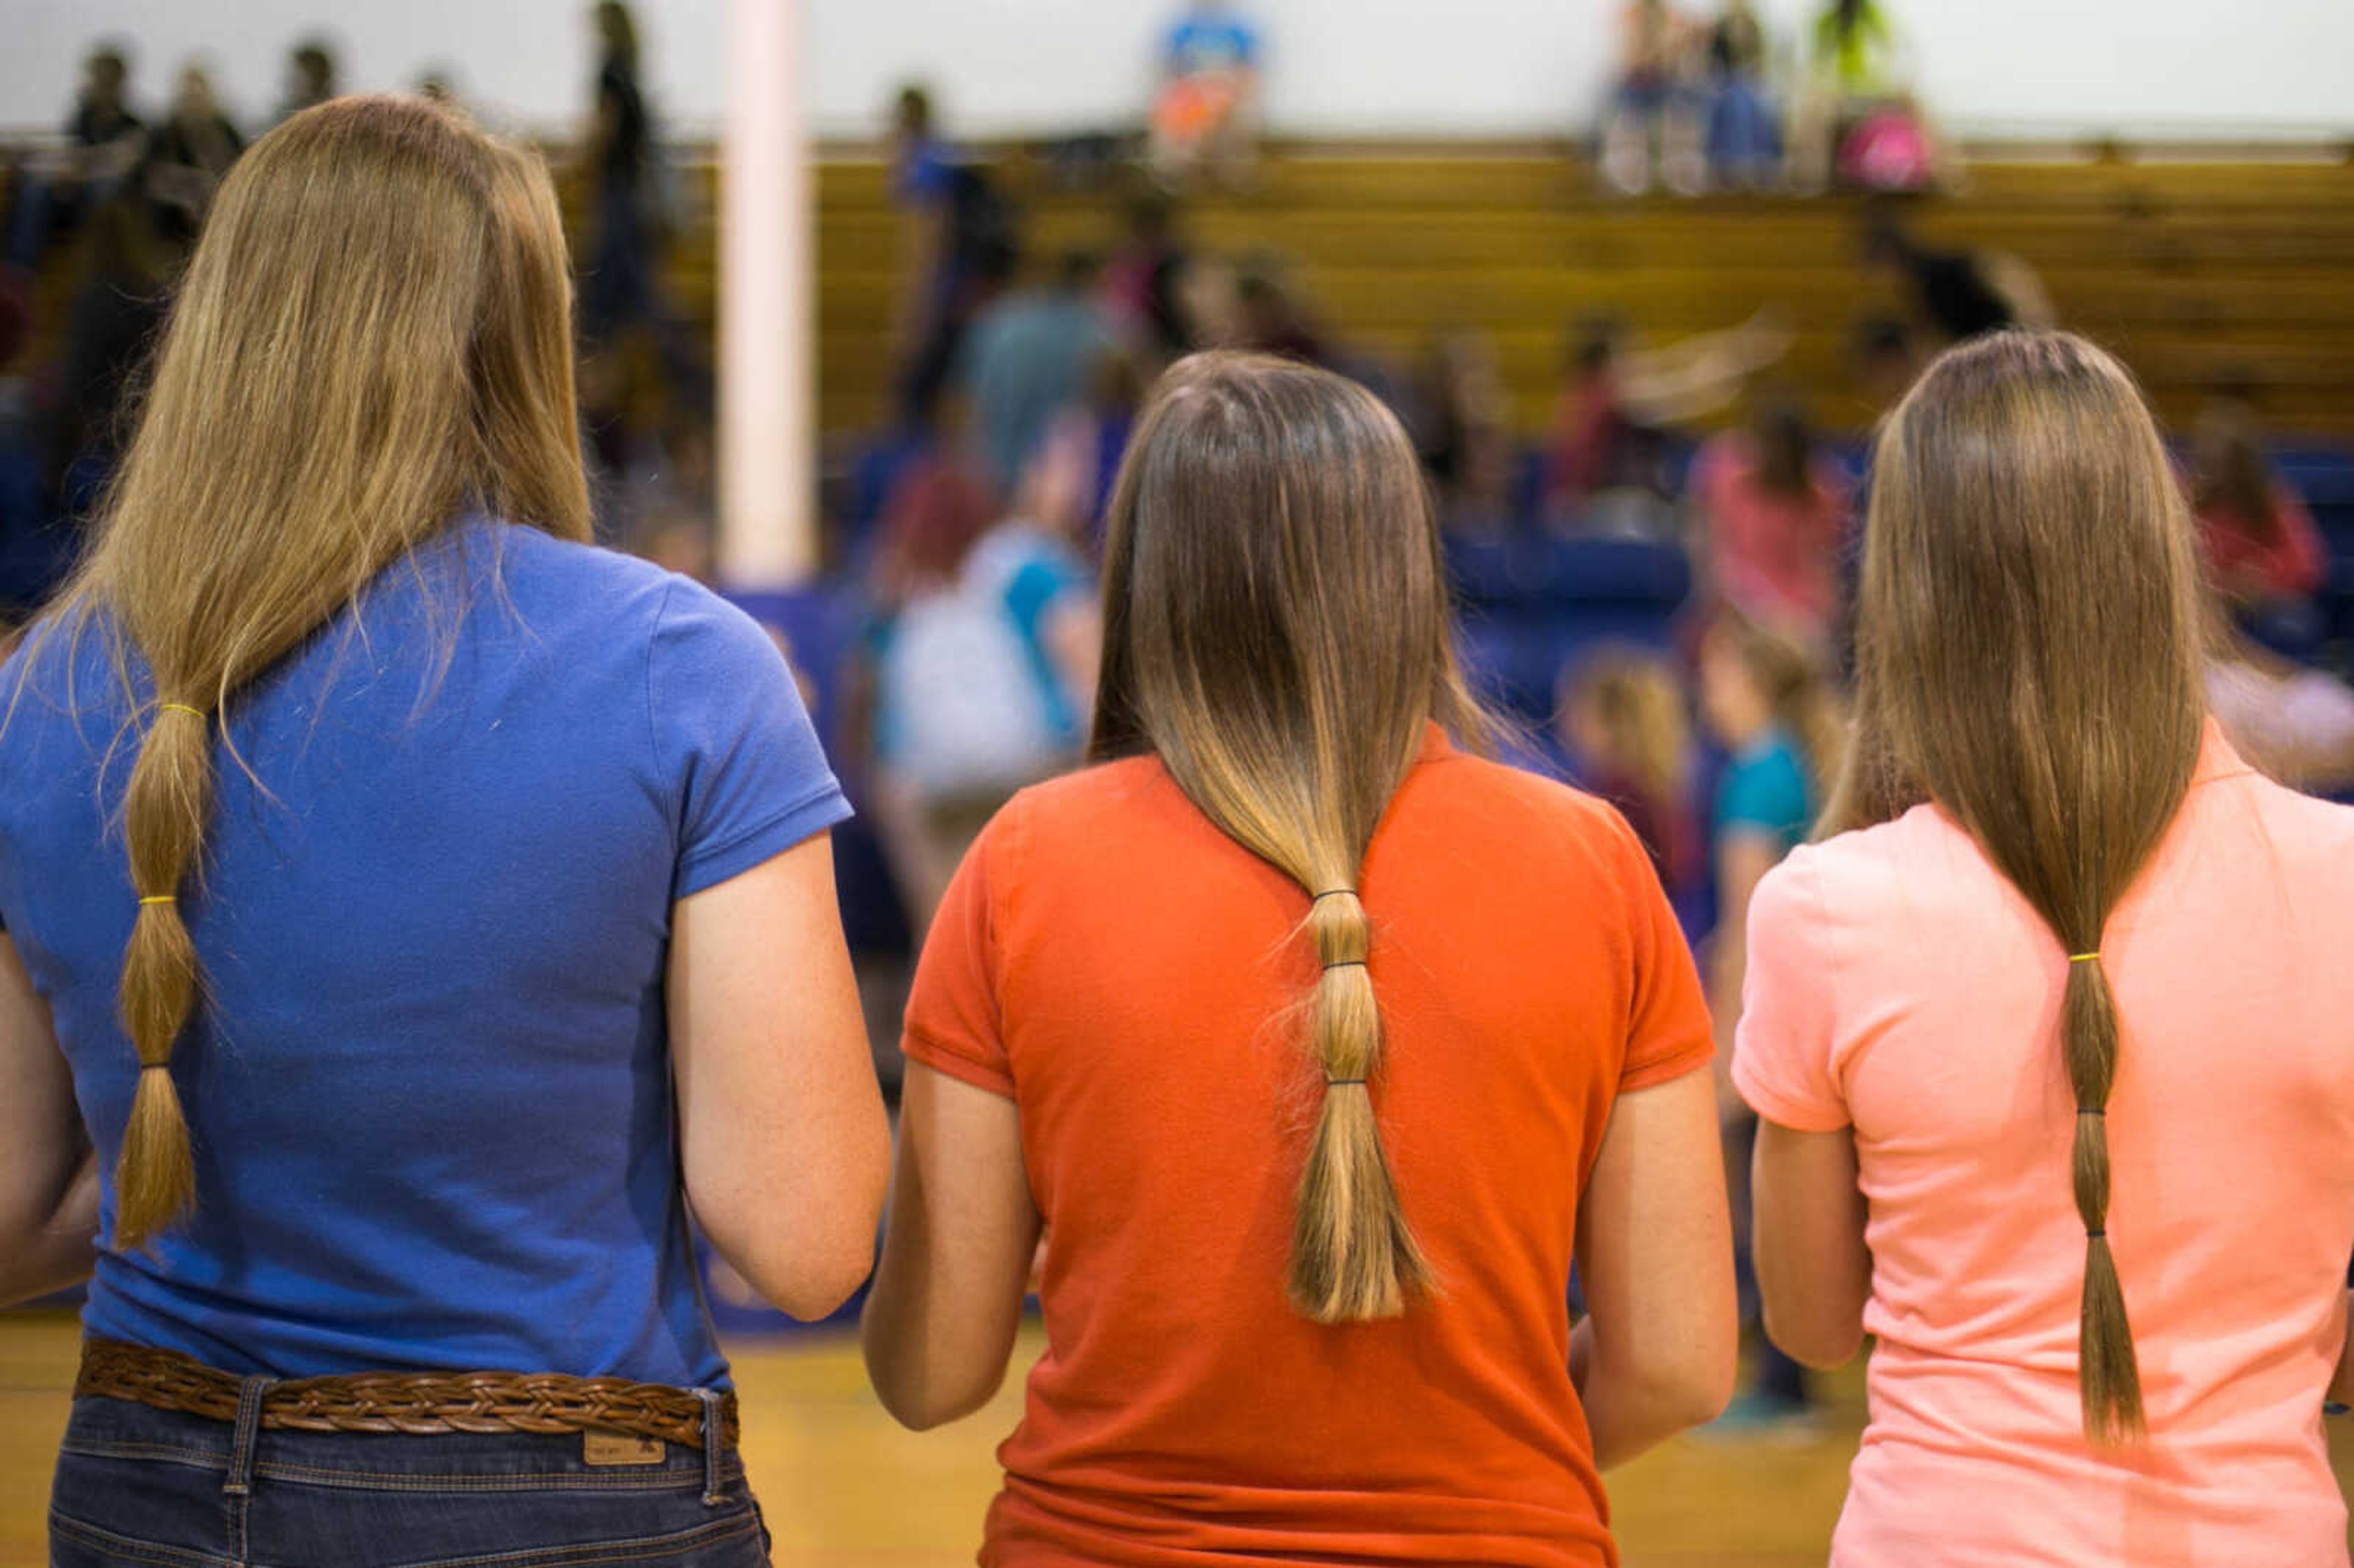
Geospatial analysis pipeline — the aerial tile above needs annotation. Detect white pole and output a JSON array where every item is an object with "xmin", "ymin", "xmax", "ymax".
[{"xmin": 718, "ymin": 0, "xmax": 812, "ymax": 589}]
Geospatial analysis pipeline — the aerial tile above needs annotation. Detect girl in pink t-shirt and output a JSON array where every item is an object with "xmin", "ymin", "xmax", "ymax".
[
  {"xmin": 1736, "ymin": 332, "xmax": 2354, "ymax": 1567},
  {"xmin": 1692, "ymin": 401, "xmax": 1851, "ymax": 645}
]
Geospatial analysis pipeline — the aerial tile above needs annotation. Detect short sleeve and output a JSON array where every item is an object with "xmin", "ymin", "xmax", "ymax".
[
  {"xmin": 901, "ymin": 809, "xmax": 1015, "ymax": 1099},
  {"xmin": 1610, "ymin": 810, "xmax": 1715, "ymax": 1093},
  {"xmin": 650, "ymin": 579, "xmax": 853, "ymax": 900},
  {"xmin": 1732, "ymin": 852, "xmax": 1849, "ymax": 1131},
  {"xmin": 1718, "ymin": 750, "xmax": 1809, "ymax": 843}
]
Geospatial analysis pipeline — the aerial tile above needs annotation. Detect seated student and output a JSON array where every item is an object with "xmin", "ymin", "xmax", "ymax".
[
  {"xmin": 1150, "ymin": 0, "xmax": 1262, "ymax": 188},
  {"xmin": 2189, "ymin": 397, "xmax": 2328, "ymax": 609},
  {"xmin": 2, "ymin": 97, "xmax": 888, "ymax": 1568},
  {"xmin": 1691, "ymin": 397, "xmax": 1851, "ymax": 645},
  {"xmin": 863, "ymin": 352, "xmax": 1735, "ymax": 1566},
  {"xmin": 1546, "ymin": 311, "xmax": 1790, "ymax": 531},
  {"xmin": 1702, "ymin": 0, "xmax": 1781, "ymax": 189},
  {"xmin": 1790, "ymin": 0, "xmax": 1909, "ymax": 190},
  {"xmin": 1739, "ymin": 332, "xmax": 2354, "ymax": 1565},
  {"xmin": 1599, "ymin": 0, "xmax": 1704, "ymax": 197}
]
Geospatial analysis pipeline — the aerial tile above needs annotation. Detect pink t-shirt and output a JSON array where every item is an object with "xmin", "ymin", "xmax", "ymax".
[
  {"xmin": 1693, "ymin": 432, "xmax": 1849, "ymax": 638},
  {"xmin": 1735, "ymin": 726, "xmax": 2354, "ymax": 1568}
]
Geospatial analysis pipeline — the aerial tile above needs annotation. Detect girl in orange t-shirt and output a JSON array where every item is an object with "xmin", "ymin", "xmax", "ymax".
[
  {"xmin": 863, "ymin": 352, "xmax": 1735, "ymax": 1567},
  {"xmin": 1738, "ymin": 332, "xmax": 2354, "ymax": 1566}
]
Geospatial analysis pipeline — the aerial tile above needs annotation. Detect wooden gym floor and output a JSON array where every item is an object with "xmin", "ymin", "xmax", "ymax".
[{"xmin": 5, "ymin": 1309, "xmax": 2352, "ymax": 1566}]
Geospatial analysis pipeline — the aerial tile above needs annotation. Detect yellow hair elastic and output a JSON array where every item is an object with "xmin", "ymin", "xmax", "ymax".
[
  {"xmin": 158, "ymin": 702, "xmax": 207, "ymax": 720},
  {"xmin": 2069, "ymin": 952, "xmax": 2101, "ymax": 964},
  {"xmin": 139, "ymin": 895, "xmax": 176, "ymax": 907}
]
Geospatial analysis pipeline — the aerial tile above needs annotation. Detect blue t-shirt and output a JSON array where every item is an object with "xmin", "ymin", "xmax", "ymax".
[
  {"xmin": 1713, "ymin": 728, "xmax": 1815, "ymax": 856},
  {"xmin": 0, "ymin": 517, "xmax": 850, "ymax": 1383},
  {"xmin": 893, "ymin": 135, "xmax": 957, "ymax": 208},
  {"xmin": 1165, "ymin": 10, "xmax": 1260, "ymax": 76}
]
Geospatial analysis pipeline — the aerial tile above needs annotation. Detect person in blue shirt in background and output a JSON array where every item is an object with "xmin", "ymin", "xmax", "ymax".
[
  {"xmin": 1696, "ymin": 613, "xmax": 1845, "ymax": 1435},
  {"xmin": 0, "ymin": 97, "xmax": 888, "ymax": 1568},
  {"xmin": 891, "ymin": 84, "xmax": 1019, "ymax": 429},
  {"xmin": 1151, "ymin": 0, "xmax": 1263, "ymax": 188}
]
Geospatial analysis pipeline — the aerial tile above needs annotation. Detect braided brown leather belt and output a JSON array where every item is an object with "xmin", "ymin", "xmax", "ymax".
[{"xmin": 76, "ymin": 1338, "xmax": 739, "ymax": 1452}]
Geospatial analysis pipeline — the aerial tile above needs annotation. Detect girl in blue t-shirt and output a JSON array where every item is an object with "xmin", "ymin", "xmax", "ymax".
[
  {"xmin": 1697, "ymin": 614, "xmax": 1843, "ymax": 1431},
  {"xmin": 1, "ymin": 97, "xmax": 887, "ymax": 1568}
]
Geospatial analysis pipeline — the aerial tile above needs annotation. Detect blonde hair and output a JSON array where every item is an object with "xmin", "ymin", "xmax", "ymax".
[
  {"xmin": 1091, "ymin": 352, "xmax": 1493, "ymax": 1322},
  {"xmin": 28, "ymin": 97, "xmax": 589, "ymax": 1249},
  {"xmin": 1829, "ymin": 332, "xmax": 2209, "ymax": 1443},
  {"xmin": 1564, "ymin": 649, "xmax": 1689, "ymax": 813}
]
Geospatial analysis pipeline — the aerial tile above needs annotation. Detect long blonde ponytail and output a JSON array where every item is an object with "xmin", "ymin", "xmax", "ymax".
[
  {"xmin": 1091, "ymin": 352, "xmax": 1492, "ymax": 1320},
  {"xmin": 28, "ymin": 96, "xmax": 588, "ymax": 1247}
]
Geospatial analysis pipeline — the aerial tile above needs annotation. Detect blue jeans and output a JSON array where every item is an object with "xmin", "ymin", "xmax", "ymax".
[{"xmin": 49, "ymin": 1392, "xmax": 771, "ymax": 1567}]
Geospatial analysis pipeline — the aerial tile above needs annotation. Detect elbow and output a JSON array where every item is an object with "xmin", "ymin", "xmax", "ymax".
[
  {"xmin": 698, "ymin": 1205, "xmax": 882, "ymax": 1325},
  {"xmin": 869, "ymin": 1369, "xmax": 1003, "ymax": 1434},
  {"xmin": 764, "ymin": 1234, "xmax": 880, "ymax": 1323},
  {"xmin": 859, "ymin": 1316, "xmax": 1007, "ymax": 1433},
  {"xmin": 1612, "ymin": 1342, "xmax": 1740, "ymax": 1436},
  {"xmin": 1761, "ymin": 1300, "xmax": 1865, "ymax": 1371}
]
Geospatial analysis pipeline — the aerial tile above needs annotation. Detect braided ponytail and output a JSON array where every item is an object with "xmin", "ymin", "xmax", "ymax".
[
  {"xmin": 2062, "ymin": 950, "xmax": 2141, "ymax": 1441},
  {"xmin": 1834, "ymin": 332, "xmax": 2207, "ymax": 1444},
  {"xmin": 1091, "ymin": 352, "xmax": 1494, "ymax": 1323},
  {"xmin": 113, "ymin": 701, "xmax": 215, "ymax": 1246}
]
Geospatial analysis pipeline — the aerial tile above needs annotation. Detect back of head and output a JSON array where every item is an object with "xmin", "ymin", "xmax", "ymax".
[
  {"xmin": 1567, "ymin": 650, "xmax": 1689, "ymax": 809},
  {"xmin": 292, "ymin": 39, "xmax": 337, "ymax": 97},
  {"xmin": 36, "ymin": 94, "xmax": 589, "ymax": 1248},
  {"xmin": 1572, "ymin": 315, "xmax": 1625, "ymax": 379},
  {"xmin": 1092, "ymin": 351, "xmax": 1491, "ymax": 1321},
  {"xmin": 1708, "ymin": 614, "xmax": 1840, "ymax": 797},
  {"xmin": 894, "ymin": 84, "xmax": 934, "ymax": 140},
  {"xmin": 1750, "ymin": 397, "xmax": 1818, "ymax": 497},
  {"xmin": 1832, "ymin": 330, "xmax": 2208, "ymax": 1443},
  {"xmin": 596, "ymin": 1, "xmax": 641, "ymax": 68}
]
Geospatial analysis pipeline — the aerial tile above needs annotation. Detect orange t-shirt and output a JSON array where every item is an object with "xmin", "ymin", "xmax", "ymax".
[{"xmin": 903, "ymin": 725, "xmax": 1713, "ymax": 1567}]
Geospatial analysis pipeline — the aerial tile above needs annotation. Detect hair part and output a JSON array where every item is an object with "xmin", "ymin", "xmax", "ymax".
[
  {"xmin": 27, "ymin": 95, "xmax": 588, "ymax": 1248},
  {"xmin": 1829, "ymin": 330, "xmax": 2210, "ymax": 1442},
  {"xmin": 1091, "ymin": 352, "xmax": 1493, "ymax": 1321}
]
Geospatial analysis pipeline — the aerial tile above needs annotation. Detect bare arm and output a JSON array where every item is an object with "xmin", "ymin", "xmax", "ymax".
[
  {"xmin": 2331, "ymin": 1293, "xmax": 2354, "ymax": 1407},
  {"xmin": 671, "ymin": 832, "xmax": 891, "ymax": 1320},
  {"xmin": 863, "ymin": 1061, "xmax": 1041, "ymax": 1430},
  {"xmin": 1751, "ymin": 1119, "xmax": 1871, "ymax": 1369},
  {"xmin": 0, "ymin": 933, "xmax": 98, "ymax": 1304},
  {"xmin": 1571, "ymin": 1067, "xmax": 1739, "ymax": 1467}
]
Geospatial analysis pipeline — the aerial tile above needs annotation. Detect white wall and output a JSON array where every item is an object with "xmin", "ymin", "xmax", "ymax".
[{"xmin": 8, "ymin": 0, "xmax": 2350, "ymax": 142}]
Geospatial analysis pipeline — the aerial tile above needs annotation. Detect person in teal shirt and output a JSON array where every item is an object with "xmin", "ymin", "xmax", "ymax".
[{"xmin": 1699, "ymin": 616, "xmax": 1841, "ymax": 1430}]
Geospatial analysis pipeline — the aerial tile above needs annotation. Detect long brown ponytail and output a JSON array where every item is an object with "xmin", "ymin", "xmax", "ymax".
[
  {"xmin": 1829, "ymin": 332, "xmax": 2209, "ymax": 1442},
  {"xmin": 1091, "ymin": 352, "xmax": 1492, "ymax": 1321},
  {"xmin": 26, "ymin": 97, "xmax": 589, "ymax": 1248}
]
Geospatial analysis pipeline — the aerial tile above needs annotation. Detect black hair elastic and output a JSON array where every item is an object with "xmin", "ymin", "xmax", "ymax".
[
  {"xmin": 1325, "ymin": 1076, "xmax": 1368, "ymax": 1087},
  {"xmin": 2076, "ymin": 1106, "xmax": 2106, "ymax": 1116},
  {"xmin": 2086, "ymin": 1230, "xmax": 2106, "ymax": 1240},
  {"xmin": 1311, "ymin": 889, "xmax": 1357, "ymax": 905},
  {"xmin": 1322, "ymin": 959, "xmax": 1367, "ymax": 972}
]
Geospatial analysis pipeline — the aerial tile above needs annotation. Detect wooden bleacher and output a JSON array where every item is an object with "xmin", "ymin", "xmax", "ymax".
[{"xmin": 655, "ymin": 148, "xmax": 2354, "ymax": 441}]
